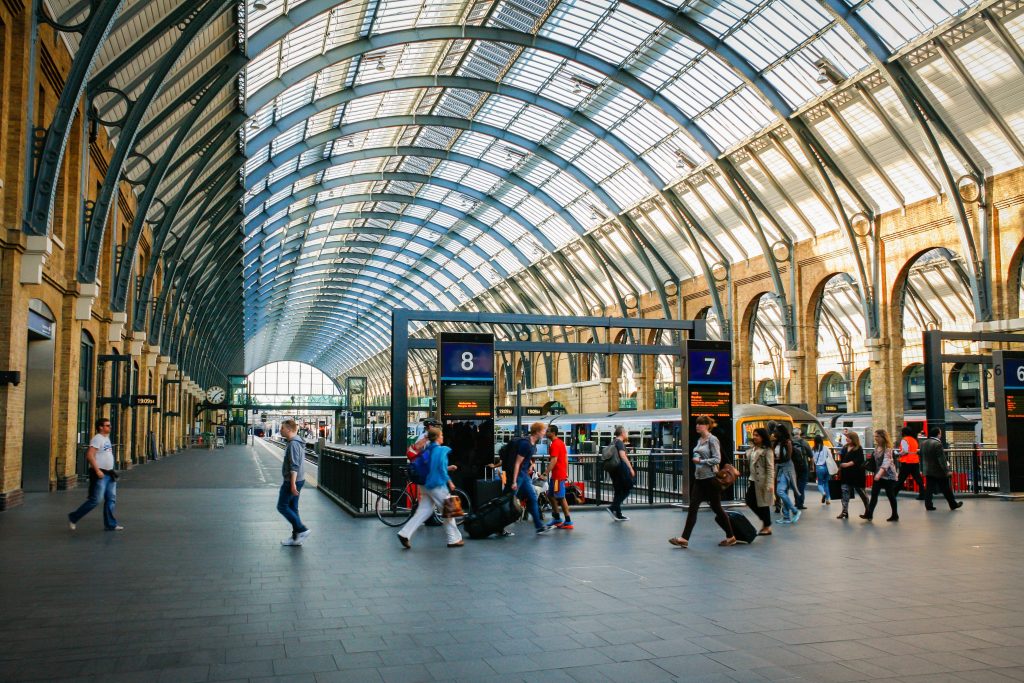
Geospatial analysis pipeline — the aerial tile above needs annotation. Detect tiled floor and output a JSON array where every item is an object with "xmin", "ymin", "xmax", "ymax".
[{"xmin": 2, "ymin": 445, "xmax": 1024, "ymax": 682}]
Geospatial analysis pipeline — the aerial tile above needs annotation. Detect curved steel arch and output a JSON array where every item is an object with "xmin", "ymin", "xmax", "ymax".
[
  {"xmin": 250, "ymin": 241, "xmax": 471, "ymax": 309},
  {"xmin": 242, "ymin": 30, "xmax": 787, "ymax": 335},
  {"xmin": 113, "ymin": 64, "xmax": 241, "ymax": 312},
  {"xmin": 250, "ymin": 188, "xmax": 535, "ymax": 270},
  {"xmin": 246, "ymin": 145, "xmax": 583, "ymax": 251},
  {"xmin": 247, "ymin": 114, "xmax": 633, "ymax": 219},
  {"xmin": 137, "ymin": 150, "xmax": 244, "ymax": 334},
  {"xmin": 78, "ymin": 0, "xmax": 237, "ymax": 284},
  {"xmin": 245, "ymin": 114, "xmax": 676, "ymax": 313},
  {"xmin": 818, "ymin": 0, "xmax": 990, "ymax": 323},
  {"xmin": 247, "ymin": 26, "xmax": 722, "ymax": 157}
]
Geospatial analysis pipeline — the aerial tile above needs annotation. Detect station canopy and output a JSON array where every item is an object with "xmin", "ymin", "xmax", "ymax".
[{"xmin": 56, "ymin": 0, "xmax": 1012, "ymax": 379}]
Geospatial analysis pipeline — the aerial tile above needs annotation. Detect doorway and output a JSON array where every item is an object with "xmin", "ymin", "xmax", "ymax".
[{"xmin": 22, "ymin": 300, "xmax": 55, "ymax": 492}]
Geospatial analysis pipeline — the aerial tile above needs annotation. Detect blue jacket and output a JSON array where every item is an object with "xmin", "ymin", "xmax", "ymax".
[{"xmin": 423, "ymin": 443, "xmax": 452, "ymax": 489}]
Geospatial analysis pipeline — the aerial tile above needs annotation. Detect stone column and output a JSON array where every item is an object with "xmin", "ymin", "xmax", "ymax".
[
  {"xmin": 0, "ymin": 230, "xmax": 29, "ymax": 509},
  {"xmin": 55, "ymin": 295, "xmax": 80, "ymax": 489}
]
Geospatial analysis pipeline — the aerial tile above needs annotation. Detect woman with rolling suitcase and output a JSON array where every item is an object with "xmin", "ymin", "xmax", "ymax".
[
  {"xmin": 744, "ymin": 427, "xmax": 775, "ymax": 536},
  {"xmin": 669, "ymin": 416, "xmax": 736, "ymax": 548}
]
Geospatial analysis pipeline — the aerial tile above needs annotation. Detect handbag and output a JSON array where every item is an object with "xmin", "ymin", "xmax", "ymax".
[
  {"xmin": 442, "ymin": 495, "xmax": 464, "ymax": 518},
  {"xmin": 715, "ymin": 463, "xmax": 740, "ymax": 491},
  {"xmin": 825, "ymin": 454, "xmax": 839, "ymax": 476}
]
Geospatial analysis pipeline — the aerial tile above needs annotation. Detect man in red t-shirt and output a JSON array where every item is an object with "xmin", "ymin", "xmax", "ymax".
[{"xmin": 544, "ymin": 425, "xmax": 573, "ymax": 529}]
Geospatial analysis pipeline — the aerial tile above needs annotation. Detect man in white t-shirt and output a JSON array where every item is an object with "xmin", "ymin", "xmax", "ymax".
[{"xmin": 68, "ymin": 418, "xmax": 124, "ymax": 531}]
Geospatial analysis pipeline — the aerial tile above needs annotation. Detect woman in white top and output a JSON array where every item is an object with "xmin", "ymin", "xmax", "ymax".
[{"xmin": 811, "ymin": 434, "xmax": 832, "ymax": 506}]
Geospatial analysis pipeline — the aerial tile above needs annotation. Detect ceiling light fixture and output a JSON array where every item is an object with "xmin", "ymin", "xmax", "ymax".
[
  {"xmin": 814, "ymin": 58, "xmax": 844, "ymax": 86},
  {"xmin": 675, "ymin": 149, "xmax": 696, "ymax": 170},
  {"xmin": 253, "ymin": 0, "xmax": 268, "ymax": 10}
]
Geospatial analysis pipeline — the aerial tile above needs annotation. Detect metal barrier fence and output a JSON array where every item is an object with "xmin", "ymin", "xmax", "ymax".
[{"xmin": 312, "ymin": 442, "xmax": 1005, "ymax": 515}]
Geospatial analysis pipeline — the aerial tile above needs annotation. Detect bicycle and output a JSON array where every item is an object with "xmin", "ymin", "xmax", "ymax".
[{"xmin": 376, "ymin": 483, "xmax": 471, "ymax": 528}]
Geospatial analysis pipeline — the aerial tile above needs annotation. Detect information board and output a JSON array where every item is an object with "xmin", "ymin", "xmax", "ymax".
[
  {"xmin": 437, "ymin": 333, "xmax": 495, "ymax": 489},
  {"xmin": 995, "ymin": 351, "xmax": 1024, "ymax": 493},
  {"xmin": 685, "ymin": 340, "xmax": 734, "ymax": 469}
]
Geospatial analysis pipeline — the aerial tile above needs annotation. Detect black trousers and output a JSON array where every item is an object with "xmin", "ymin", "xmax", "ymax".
[
  {"xmin": 744, "ymin": 482, "xmax": 771, "ymax": 528},
  {"xmin": 925, "ymin": 474, "xmax": 959, "ymax": 509},
  {"xmin": 896, "ymin": 462, "xmax": 925, "ymax": 495},
  {"xmin": 609, "ymin": 467, "xmax": 633, "ymax": 514},
  {"xmin": 682, "ymin": 478, "xmax": 733, "ymax": 540},
  {"xmin": 865, "ymin": 478, "xmax": 898, "ymax": 518}
]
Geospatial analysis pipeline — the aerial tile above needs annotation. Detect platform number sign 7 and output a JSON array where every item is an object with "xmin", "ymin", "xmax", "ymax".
[
  {"xmin": 703, "ymin": 356, "xmax": 716, "ymax": 377},
  {"xmin": 688, "ymin": 347, "xmax": 731, "ymax": 385}
]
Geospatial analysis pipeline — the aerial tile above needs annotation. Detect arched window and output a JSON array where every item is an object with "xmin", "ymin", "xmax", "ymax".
[
  {"xmin": 77, "ymin": 331, "xmax": 95, "ymax": 445},
  {"xmin": 951, "ymin": 363, "xmax": 980, "ymax": 409},
  {"xmin": 904, "ymin": 364, "xmax": 925, "ymax": 410},
  {"xmin": 819, "ymin": 372, "xmax": 848, "ymax": 411},
  {"xmin": 857, "ymin": 370, "xmax": 872, "ymax": 412}
]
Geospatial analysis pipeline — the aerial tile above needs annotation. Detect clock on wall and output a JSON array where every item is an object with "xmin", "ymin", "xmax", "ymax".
[{"xmin": 206, "ymin": 386, "xmax": 226, "ymax": 404}]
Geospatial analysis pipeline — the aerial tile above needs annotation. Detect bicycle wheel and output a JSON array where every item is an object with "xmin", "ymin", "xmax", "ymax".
[
  {"xmin": 433, "ymin": 488, "xmax": 472, "ymax": 527},
  {"xmin": 376, "ymin": 487, "xmax": 416, "ymax": 527}
]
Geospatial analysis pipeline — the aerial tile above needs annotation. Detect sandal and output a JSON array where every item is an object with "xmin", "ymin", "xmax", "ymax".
[
  {"xmin": 757, "ymin": 528, "xmax": 772, "ymax": 536},
  {"xmin": 719, "ymin": 537, "xmax": 737, "ymax": 547},
  {"xmin": 668, "ymin": 537, "xmax": 688, "ymax": 548}
]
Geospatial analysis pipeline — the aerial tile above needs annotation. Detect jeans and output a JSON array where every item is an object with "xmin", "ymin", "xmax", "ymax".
[
  {"xmin": 69, "ymin": 474, "xmax": 118, "ymax": 529},
  {"xmin": 841, "ymin": 483, "xmax": 868, "ymax": 513},
  {"xmin": 776, "ymin": 466, "xmax": 798, "ymax": 520},
  {"xmin": 517, "ymin": 471, "xmax": 543, "ymax": 530},
  {"xmin": 610, "ymin": 464, "xmax": 633, "ymax": 515},
  {"xmin": 795, "ymin": 469, "xmax": 808, "ymax": 507},
  {"xmin": 399, "ymin": 485, "xmax": 461, "ymax": 544},
  {"xmin": 277, "ymin": 480, "xmax": 307, "ymax": 536},
  {"xmin": 865, "ymin": 478, "xmax": 898, "ymax": 518},
  {"xmin": 745, "ymin": 481, "xmax": 772, "ymax": 529},
  {"xmin": 815, "ymin": 465, "xmax": 830, "ymax": 499}
]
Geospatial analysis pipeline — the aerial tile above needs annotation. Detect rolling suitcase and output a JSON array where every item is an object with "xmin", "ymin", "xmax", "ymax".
[
  {"xmin": 465, "ymin": 493, "xmax": 521, "ymax": 539},
  {"xmin": 727, "ymin": 511, "xmax": 757, "ymax": 544}
]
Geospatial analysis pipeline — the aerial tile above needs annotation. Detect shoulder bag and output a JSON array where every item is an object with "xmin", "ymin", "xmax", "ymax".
[
  {"xmin": 715, "ymin": 463, "xmax": 740, "ymax": 491},
  {"xmin": 601, "ymin": 442, "xmax": 621, "ymax": 472}
]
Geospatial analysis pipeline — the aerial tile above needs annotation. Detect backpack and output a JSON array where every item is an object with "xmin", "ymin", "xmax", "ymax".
[
  {"xmin": 601, "ymin": 442, "xmax": 621, "ymax": 472},
  {"xmin": 408, "ymin": 444, "xmax": 432, "ymax": 485},
  {"xmin": 499, "ymin": 438, "xmax": 523, "ymax": 476}
]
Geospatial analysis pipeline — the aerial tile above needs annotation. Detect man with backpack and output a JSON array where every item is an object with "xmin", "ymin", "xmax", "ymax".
[
  {"xmin": 506, "ymin": 421, "xmax": 552, "ymax": 535},
  {"xmin": 603, "ymin": 426, "xmax": 634, "ymax": 521},
  {"xmin": 791, "ymin": 428, "xmax": 811, "ymax": 510}
]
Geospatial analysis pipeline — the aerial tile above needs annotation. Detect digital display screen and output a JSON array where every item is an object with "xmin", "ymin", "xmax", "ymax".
[
  {"xmin": 441, "ymin": 382, "xmax": 494, "ymax": 418},
  {"xmin": 1007, "ymin": 392, "xmax": 1024, "ymax": 420},
  {"xmin": 689, "ymin": 388, "xmax": 732, "ymax": 416},
  {"xmin": 440, "ymin": 341, "xmax": 494, "ymax": 381}
]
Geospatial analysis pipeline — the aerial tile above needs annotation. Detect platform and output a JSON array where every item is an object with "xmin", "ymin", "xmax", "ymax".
[{"xmin": 2, "ymin": 445, "xmax": 1024, "ymax": 683}]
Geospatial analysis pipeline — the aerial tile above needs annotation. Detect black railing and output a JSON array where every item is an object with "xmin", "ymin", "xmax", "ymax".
[{"xmin": 309, "ymin": 442, "xmax": 1006, "ymax": 516}]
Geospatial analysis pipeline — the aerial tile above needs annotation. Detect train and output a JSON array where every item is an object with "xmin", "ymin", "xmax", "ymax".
[
  {"xmin": 494, "ymin": 403, "xmax": 812, "ymax": 455},
  {"xmin": 819, "ymin": 409, "xmax": 983, "ymax": 447}
]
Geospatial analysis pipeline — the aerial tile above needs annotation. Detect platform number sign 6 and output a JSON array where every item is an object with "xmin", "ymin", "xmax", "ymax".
[
  {"xmin": 461, "ymin": 351, "xmax": 474, "ymax": 371},
  {"xmin": 1018, "ymin": 365, "xmax": 1024, "ymax": 383}
]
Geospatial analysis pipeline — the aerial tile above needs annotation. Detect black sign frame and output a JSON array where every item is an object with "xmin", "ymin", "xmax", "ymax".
[
  {"xmin": 994, "ymin": 350, "xmax": 1024, "ymax": 494},
  {"xmin": 681, "ymin": 339, "xmax": 734, "ymax": 503}
]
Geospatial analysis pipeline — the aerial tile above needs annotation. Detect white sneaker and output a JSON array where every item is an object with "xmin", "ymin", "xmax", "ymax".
[
  {"xmin": 281, "ymin": 536, "xmax": 302, "ymax": 546},
  {"xmin": 68, "ymin": 520, "xmax": 76, "ymax": 531},
  {"xmin": 296, "ymin": 529, "xmax": 312, "ymax": 542}
]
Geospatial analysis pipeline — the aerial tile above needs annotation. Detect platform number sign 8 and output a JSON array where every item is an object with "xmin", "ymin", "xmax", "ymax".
[
  {"xmin": 461, "ymin": 351, "xmax": 475, "ymax": 371},
  {"xmin": 440, "ymin": 340, "xmax": 494, "ymax": 381}
]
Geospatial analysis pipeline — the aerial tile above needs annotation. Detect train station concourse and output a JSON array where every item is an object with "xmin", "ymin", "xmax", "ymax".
[{"xmin": 3, "ymin": 0, "xmax": 1024, "ymax": 680}]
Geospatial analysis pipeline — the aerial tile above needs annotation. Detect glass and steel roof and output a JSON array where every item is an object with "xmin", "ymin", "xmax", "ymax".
[{"xmin": 240, "ymin": 0, "xmax": 1024, "ymax": 376}]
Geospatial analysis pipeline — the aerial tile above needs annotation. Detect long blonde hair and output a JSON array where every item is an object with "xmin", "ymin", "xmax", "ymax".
[{"xmin": 874, "ymin": 429, "xmax": 891, "ymax": 451}]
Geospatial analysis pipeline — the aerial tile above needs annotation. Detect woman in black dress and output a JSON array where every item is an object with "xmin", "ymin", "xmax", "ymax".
[{"xmin": 837, "ymin": 431, "xmax": 869, "ymax": 519}]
